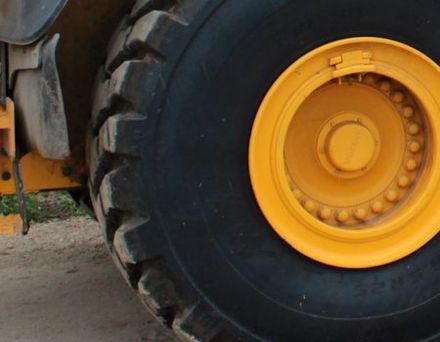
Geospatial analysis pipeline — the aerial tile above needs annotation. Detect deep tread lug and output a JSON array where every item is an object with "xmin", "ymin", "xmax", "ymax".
[
  {"xmin": 110, "ymin": 251, "xmax": 140, "ymax": 288},
  {"xmin": 92, "ymin": 60, "xmax": 161, "ymax": 130},
  {"xmin": 131, "ymin": 0, "xmax": 176, "ymax": 22},
  {"xmin": 91, "ymin": 70, "xmax": 111, "ymax": 129},
  {"xmin": 105, "ymin": 16, "xmax": 132, "ymax": 73},
  {"xmin": 89, "ymin": 192, "xmax": 106, "ymax": 230},
  {"xmin": 88, "ymin": 136, "xmax": 107, "ymax": 195},
  {"xmin": 138, "ymin": 268, "xmax": 179, "ymax": 321},
  {"xmin": 99, "ymin": 113, "xmax": 148, "ymax": 157},
  {"xmin": 99, "ymin": 166, "xmax": 148, "ymax": 216},
  {"xmin": 173, "ymin": 303, "xmax": 224, "ymax": 342},
  {"xmin": 127, "ymin": 10, "xmax": 188, "ymax": 57},
  {"xmin": 113, "ymin": 218, "xmax": 166, "ymax": 265}
]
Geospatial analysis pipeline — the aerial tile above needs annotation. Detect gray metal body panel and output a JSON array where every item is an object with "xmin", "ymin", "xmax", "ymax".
[{"xmin": 0, "ymin": 0, "xmax": 67, "ymax": 44}]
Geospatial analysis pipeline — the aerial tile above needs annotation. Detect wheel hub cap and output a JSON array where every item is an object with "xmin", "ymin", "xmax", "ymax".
[
  {"xmin": 249, "ymin": 37, "xmax": 440, "ymax": 268},
  {"xmin": 326, "ymin": 122, "xmax": 375, "ymax": 172},
  {"xmin": 318, "ymin": 113, "xmax": 380, "ymax": 176}
]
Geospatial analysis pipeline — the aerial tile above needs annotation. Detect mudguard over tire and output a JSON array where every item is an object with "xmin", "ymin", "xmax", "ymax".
[
  {"xmin": 88, "ymin": 0, "xmax": 440, "ymax": 340},
  {"xmin": 0, "ymin": 0, "xmax": 67, "ymax": 44}
]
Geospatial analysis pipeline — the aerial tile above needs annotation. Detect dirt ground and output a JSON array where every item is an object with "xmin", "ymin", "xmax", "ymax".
[{"xmin": 0, "ymin": 218, "xmax": 176, "ymax": 342}]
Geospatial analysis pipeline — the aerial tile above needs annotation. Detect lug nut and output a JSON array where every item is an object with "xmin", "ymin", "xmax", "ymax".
[
  {"xmin": 380, "ymin": 80, "xmax": 391, "ymax": 92},
  {"xmin": 386, "ymin": 190, "xmax": 398, "ymax": 203},
  {"xmin": 402, "ymin": 105, "xmax": 414, "ymax": 118},
  {"xmin": 293, "ymin": 188, "xmax": 302, "ymax": 199},
  {"xmin": 354, "ymin": 208, "xmax": 368, "ymax": 221},
  {"xmin": 303, "ymin": 200, "xmax": 316, "ymax": 213},
  {"xmin": 392, "ymin": 91, "xmax": 405, "ymax": 103},
  {"xmin": 398, "ymin": 176, "xmax": 410, "ymax": 188},
  {"xmin": 408, "ymin": 123, "xmax": 420, "ymax": 135},
  {"xmin": 409, "ymin": 141, "xmax": 422, "ymax": 153},
  {"xmin": 371, "ymin": 201, "xmax": 384, "ymax": 214},
  {"xmin": 364, "ymin": 74, "xmax": 375, "ymax": 85},
  {"xmin": 318, "ymin": 207, "xmax": 332, "ymax": 220},
  {"xmin": 406, "ymin": 159, "xmax": 418, "ymax": 171},
  {"xmin": 336, "ymin": 210, "xmax": 349, "ymax": 223}
]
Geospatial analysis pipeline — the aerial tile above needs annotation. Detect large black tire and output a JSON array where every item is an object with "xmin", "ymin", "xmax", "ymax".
[{"xmin": 88, "ymin": 0, "xmax": 440, "ymax": 340}]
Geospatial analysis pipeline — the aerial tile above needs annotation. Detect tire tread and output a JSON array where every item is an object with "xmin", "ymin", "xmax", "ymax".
[{"xmin": 88, "ymin": 1, "xmax": 231, "ymax": 341}]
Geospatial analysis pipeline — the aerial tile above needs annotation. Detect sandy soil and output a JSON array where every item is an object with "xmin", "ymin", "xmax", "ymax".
[{"xmin": 0, "ymin": 218, "xmax": 176, "ymax": 342}]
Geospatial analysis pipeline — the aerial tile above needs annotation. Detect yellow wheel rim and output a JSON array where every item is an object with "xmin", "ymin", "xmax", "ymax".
[{"xmin": 249, "ymin": 37, "xmax": 440, "ymax": 268}]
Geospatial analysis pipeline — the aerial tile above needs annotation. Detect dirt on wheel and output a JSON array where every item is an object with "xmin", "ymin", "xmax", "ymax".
[{"xmin": 0, "ymin": 217, "xmax": 176, "ymax": 342}]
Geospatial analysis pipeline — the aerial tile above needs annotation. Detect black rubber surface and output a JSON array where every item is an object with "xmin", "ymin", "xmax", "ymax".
[{"xmin": 89, "ymin": 1, "xmax": 440, "ymax": 341}]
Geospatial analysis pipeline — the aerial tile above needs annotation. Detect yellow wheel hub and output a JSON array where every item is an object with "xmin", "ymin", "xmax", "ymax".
[
  {"xmin": 317, "ymin": 113, "xmax": 381, "ymax": 177},
  {"xmin": 325, "ymin": 122, "xmax": 375, "ymax": 172},
  {"xmin": 249, "ymin": 37, "xmax": 440, "ymax": 268}
]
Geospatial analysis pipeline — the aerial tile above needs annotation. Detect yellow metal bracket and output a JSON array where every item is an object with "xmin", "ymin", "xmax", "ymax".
[
  {"xmin": 0, "ymin": 99, "xmax": 22, "ymax": 234},
  {"xmin": 0, "ymin": 98, "xmax": 15, "ymax": 158},
  {"xmin": 0, "ymin": 214, "xmax": 22, "ymax": 234},
  {"xmin": 0, "ymin": 98, "xmax": 81, "ymax": 235},
  {"xmin": 330, "ymin": 50, "xmax": 376, "ymax": 78},
  {"xmin": 0, "ymin": 153, "xmax": 81, "ymax": 196}
]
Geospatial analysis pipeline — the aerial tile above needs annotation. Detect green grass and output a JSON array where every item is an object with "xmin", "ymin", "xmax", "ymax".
[{"xmin": 0, "ymin": 192, "xmax": 92, "ymax": 222}]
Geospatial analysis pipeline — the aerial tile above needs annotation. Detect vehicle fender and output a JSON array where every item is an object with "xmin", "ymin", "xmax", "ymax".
[{"xmin": 0, "ymin": 0, "xmax": 67, "ymax": 45}]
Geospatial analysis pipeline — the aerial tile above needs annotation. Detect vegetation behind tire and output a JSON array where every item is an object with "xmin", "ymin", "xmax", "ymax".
[
  {"xmin": 0, "ymin": 192, "xmax": 90, "ymax": 222},
  {"xmin": 88, "ymin": 0, "xmax": 440, "ymax": 341}
]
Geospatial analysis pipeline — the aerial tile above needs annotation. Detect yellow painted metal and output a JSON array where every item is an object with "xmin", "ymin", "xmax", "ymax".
[
  {"xmin": 0, "ymin": 152, "xmax": 80, "ymax": 195},
  {"xmin": 249, "ymin": 37, "xmax": 440, "ymax": 268},
  {"xmin": 0, "ymin": 98, "xmax": 81, "ymax": 234},
  {"xmin": 316, "ymin": 113, "xmax": 381, "ymax": 179},
  {"xmin": 0, "ymin": 99, "xmax": 20, "ymax": 234},
  {"xmin": 0, "ymin": 215, "xmax": 22, "ymax": 234},
  {"xmin": 0, "ymin": 98, "xmax": 16, "ymax": 158},
  {"xmin": 326, "ymin": 123, "xmax": 375, "ymax": 171},
  {"xmin": 0, "ymin": 98, "xmax": 80, "ymax": 197}
]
